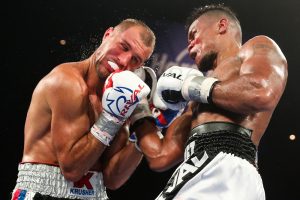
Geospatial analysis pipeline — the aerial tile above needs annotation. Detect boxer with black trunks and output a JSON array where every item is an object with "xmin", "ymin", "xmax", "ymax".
[
  {"xmin": 11, "ymin": 19, "xmax": 156, "ymax": 200},
  {"xmin": 130, "ymin": 4, "xmax": 288, "ymax": 200}
]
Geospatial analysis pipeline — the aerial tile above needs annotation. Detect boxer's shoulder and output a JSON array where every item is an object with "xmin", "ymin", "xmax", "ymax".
[
  {"xmin": 41, "ymin": 63, "xmax": 88, "ymax": 96},
  {"xmin": 240, "ymin": 35, "xmax": 279, "ymax": 54}
]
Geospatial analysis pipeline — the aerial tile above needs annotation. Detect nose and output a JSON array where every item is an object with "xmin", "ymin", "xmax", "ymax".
[{"xmin": 118, "ymin": 52, "xmax": 131, "ymax": 70}]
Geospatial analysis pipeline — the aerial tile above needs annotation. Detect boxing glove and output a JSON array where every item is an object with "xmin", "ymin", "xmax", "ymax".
[
  {"xmin": 91, "ymin": 70, "xmax": 150, "ymax": 146},
  {"xmin": 129, "ymin": 98, "xmax": 155, "ymax": 130},
  {"xmin": 129, "ymin": 66, "xmax": 157, "ymax": 131},
  {"xmin": 155, "ymin": 66, "xmax": 219, "ymax": 110},
  {"xmin": 154, "ymin": 66, "xmax": 203, "ymax": 110},
  {"xmin": 133, "ymin": 66, "xmax": 157, "ymax": 102},
  {"xmin": 150, "ymin": 105, "xmax": 182, "ymax": 129}
]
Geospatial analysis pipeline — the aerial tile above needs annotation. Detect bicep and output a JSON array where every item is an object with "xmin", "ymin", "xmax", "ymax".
[{"xmin": 239, "ymin": 37, "xmax": 287, "ymax": 97}]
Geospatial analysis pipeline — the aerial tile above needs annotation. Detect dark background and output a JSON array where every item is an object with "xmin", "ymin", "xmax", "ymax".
[{"xmin": 2, "ymin": 0, "xmax": 299, "ymax": 199}]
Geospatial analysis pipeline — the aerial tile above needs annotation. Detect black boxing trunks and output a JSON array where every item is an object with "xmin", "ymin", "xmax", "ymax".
[
  {"xmin": 11, "ymin": 163, "xmax": 108, "ymax": 200},
  {"xmin": 156, "ymin": 122, "xmax": 265, "ymax": 200}
]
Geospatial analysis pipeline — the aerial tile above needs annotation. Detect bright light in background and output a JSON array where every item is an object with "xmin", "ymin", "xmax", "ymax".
[
  {"xmin": 59, "ymin": 39, "xmax": 66, "ymax": 45},
  {"xmin": 289, "ymin": 134, "xmax": 296, "ymax": 141}
]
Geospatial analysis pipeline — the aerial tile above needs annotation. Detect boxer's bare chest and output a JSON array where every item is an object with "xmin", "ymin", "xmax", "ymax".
[
  {"xmin": 209, "ymin": 56, "xmax": 242, "ymax": 80},
  {"xmin": 192, "ymin": 55, "xmax": 245, "ymax": 122}
]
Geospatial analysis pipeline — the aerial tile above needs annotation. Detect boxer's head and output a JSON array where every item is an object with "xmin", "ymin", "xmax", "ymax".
[
  {"xmin": 95, "ymin": 19, "xmax": 156, "ymax": 80},
  {"xmin": 186, "ymin": 4, "xmax": 242, "ymax": 72}
]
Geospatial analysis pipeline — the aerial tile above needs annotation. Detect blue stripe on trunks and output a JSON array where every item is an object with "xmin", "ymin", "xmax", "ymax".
[{"xmin": 18, "ymin": 189, "xmax": 27, "ymax": 200}]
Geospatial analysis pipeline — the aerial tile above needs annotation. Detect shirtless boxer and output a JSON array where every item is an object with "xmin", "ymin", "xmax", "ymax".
[
  {"xmin": 131, "ymin": 4, "xmax": 288, "ymax": 200},
  {"xmin": 11, "ymin": 19, "xmax": 155, "ymax": 200}
]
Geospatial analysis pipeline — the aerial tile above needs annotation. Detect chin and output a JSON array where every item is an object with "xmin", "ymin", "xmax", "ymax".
[
  {"xmin": 199, "ymin": 51, "xmax": 218, "ymax": 72},
  {"xmin": 97, "ymin": 66, "xmax": 110, "ymax": 80}
]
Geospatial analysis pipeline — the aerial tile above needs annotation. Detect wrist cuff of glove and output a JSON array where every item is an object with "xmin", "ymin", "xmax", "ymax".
[
  {"xmin": 130, "ymin": 99, "xmax": 152, "ymax": 123},
  {"xmin": 182, "ymin": 76, "xmax": 219, "ymax": 104},
  {"xmin": 130, "ymin": 99, "xmax": 156, "ymax": 132},
  {"xmin": 129, "ymin": 132, "xmax": 142, "ymax": 152},
  {"xmin": 91, "ymin": 111, "xmax": 125, "ymax": 146}
]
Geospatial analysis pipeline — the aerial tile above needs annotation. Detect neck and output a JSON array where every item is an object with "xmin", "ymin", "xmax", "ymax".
[
  {"xmin": 216, "ymin": 37, "xmax": 241, "ymax": 65},
  {"xmin": 84, "ymin": 55, "xmax": 104, "ymax": 95}
]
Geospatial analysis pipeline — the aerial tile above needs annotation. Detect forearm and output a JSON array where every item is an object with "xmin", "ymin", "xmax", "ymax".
[
  {"xmin": 158, "ymin": 66, "xmax": 276, "ymax": 115},
  {"xmin": 102, "ymin": 142, "xmax": 143, "ymax": 190},
  {"xmin": 63, "ymin": 112, "xmax": 127, "ymax": 179},
  {"xmin": 211, "ymin": 75, "xmax": 276, "ymax": 114},
  {"xmin": 58, "ymin": 132, "xmax": 107, "ymax": 181}
]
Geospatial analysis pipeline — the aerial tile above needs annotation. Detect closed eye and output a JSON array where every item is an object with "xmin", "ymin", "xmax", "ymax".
[
  {"xmin": 121, "ymin": 43, "xmax": 129, "ymax": 51},
  {"xmin": 132, "ymin": 55, "xmax": 143, "ymax": 66}
]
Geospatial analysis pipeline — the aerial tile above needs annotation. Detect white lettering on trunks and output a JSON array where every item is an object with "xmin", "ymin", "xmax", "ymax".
[{"xmin": 166, "ymin": 150, "xmax": 209, "ymax": 193}]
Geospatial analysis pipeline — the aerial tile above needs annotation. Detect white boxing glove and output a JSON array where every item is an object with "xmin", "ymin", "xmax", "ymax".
[
  {"xmin": 133, "ymin": 66, "xmax": 157, "ymax": 102},
  {"xmin": 154, "ymin": 66, "xmax": 203, "ymax": 110},
  {"xmin": 129, "ymin": 66, "xmax": 157, "ymax": 132},
  {"xmin": 91, "ymin": 70, "xmax": 150, "ymax": 146}
]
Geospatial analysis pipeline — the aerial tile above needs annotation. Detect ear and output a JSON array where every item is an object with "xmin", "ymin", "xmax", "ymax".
[
  {"xmin": 102, "ymin": 27, "xmax": 114, "ymax": 41},
  {"xmin": 218, "ymin": 18, "xmax": 229, "ymax": 34}
]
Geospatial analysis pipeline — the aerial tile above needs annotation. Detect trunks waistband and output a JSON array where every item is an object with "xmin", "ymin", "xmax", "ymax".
[
  {"xmin": 13, "ymin": 163, "xmax": 108, "ymax": 199},
  {"xmin": 188, "ymin": 122, "xmax": 257, "ymax": 167},
  {"xmin": 191, "ymin": 121, "xmax": 252, "ymax": 138}
]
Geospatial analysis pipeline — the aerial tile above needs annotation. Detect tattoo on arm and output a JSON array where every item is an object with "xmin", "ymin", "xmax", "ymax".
[{"xmin": 253, "ymin": 43, "xmax": 274, "ymax": 55}]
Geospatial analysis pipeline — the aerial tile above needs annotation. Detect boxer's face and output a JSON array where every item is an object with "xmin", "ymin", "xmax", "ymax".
[
  {"xmin": 187, "ymin": 16, "xmax": 218, "ymax": 71},
  {"xmin": 96, "ymin": 26, "xmax": 152, "ymax": 79}
]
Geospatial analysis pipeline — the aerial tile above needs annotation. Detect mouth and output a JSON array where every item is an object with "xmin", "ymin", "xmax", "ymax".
[{"xmin": 106, "ymin": 61, "xmax": 120, "ymax": 72}]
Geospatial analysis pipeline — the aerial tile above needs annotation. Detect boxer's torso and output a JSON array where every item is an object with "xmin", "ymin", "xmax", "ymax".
[
  {"xmin": 191, "ymin": 47, "xmax": 274, "ymax": 146},
  {"xmin": 22, "ymin": 62, "xmax": 104, "ymax": 170}
]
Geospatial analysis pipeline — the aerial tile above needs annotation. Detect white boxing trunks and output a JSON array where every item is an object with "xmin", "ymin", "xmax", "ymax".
[
  {"xmin": 156, "ymin": 122, "xmax": 265, "ymax": 200},
  {"xmin": 11, "ymin": 163, "xmax": 108, "ymax": 200}
]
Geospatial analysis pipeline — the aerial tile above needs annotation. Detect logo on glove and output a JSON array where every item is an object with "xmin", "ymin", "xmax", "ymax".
[
  {"xmin": 162, "ymin": 72, "xmax": 182, "ymax": 80},
  {"xmin": 106, "ymin": 84, "xmax": 145, "ymax": 117}
]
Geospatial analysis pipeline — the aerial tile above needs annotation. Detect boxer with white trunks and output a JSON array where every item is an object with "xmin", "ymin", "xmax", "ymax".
[
  {"xmin": 11, "ymin": 19, "xmax": 156, "ymax": 199},
  {"xmin": 131, "ymin": 4, "xmax": 288, "ymax": 200}
]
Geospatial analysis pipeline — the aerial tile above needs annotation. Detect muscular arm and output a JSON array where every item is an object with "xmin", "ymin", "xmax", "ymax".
[
  {"xmin": 212, "ymin": 35, "xmax": 288, "ymax": 114},
  {"xmin": 47, "ymin": 70, "xmax": 107, "ymax": 181},
  {"xmin": 135, "ymin": 107, "xmax": 192, "ymax": 172},
  {"xmin": 101, "ymin": 125, "xmax": 143, "ymax": 190}
]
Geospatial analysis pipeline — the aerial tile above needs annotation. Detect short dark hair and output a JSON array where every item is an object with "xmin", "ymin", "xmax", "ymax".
[{"xmin": 185, "ymin": 4, "xmax": 240, "ymax": 31}]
